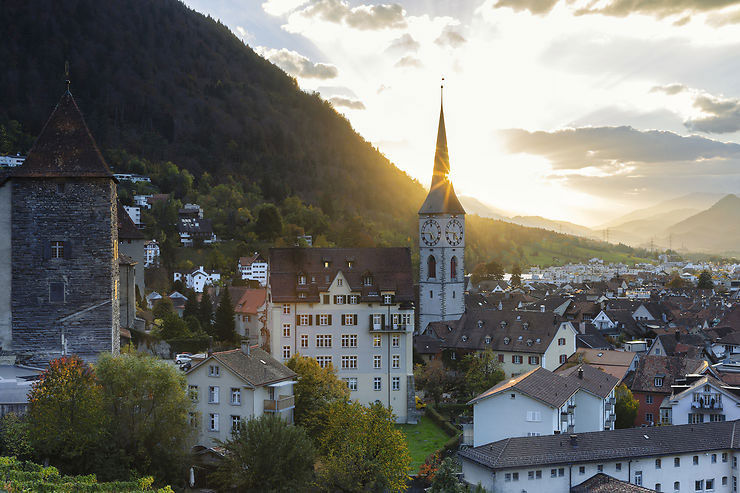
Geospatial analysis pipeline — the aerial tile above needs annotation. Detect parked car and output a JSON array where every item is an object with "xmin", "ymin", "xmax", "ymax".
[{"xmin": 175, "ymin": 353, "xmax": 192, "ymax": 365}]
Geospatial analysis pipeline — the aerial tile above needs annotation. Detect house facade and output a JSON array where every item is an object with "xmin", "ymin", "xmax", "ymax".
[
  {"xmin": 660, "ymin": 375, "xmax": 740, "ymax": 425},
  {"xmin": 144, "ymin": 239, "xmax": 160, "ymax": 267},
  {"xmin": 173, "ymin": 266, "xmax": 221, "ymax": 293},
  {"xmin": 186, "ymin": 342, "xmax": 295, "ymax": 447},
  {"xmin": 238, "ymin": 253, "xmax": 268, "ymax": 286},
  {"xmin": 267, "ymin": 247, "xmax": 416, "ymax": 423},
  {"xmin": 460, "ymin": 420, "xmax": 740, "ymax": 493}
]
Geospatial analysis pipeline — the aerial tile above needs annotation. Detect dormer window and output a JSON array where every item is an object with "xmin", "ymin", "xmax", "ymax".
[
  {"xmin": 654, "ymin": 376, "xmax": 664, "ymax": 387},
  {"xmin": 518, "ymin": 336, "xmax": 523, "ymax": 341},
  {"xmin": 383, "ymin": 294, "xmax": 393, "ymax": 305},
  {"xmin": 363, "ymin": 274, "xmax": 374, "ymax": 286},
  {"xmin": 461, "ymin": 335, "xmax": 468, "ymax": 342},
  {"xmin": 523, "ymin": 322, "xmax": 529, "ymax": 329},
  {"xmin": 504, "ymin": 337, "xmax": 511, "ymax": 345},
  {"xmin": 500, "ymin": 321, "xmax": 507, "ymax": 328},
  {"xmin": 346, "ymin": 260, "xmax": 354, "ymax": 269},
  {"xmin": 323, "ymin": 260, "xmax": 330, "ymax": 268},
  {"xmin": 477, "ymin": 320, "xmax": 484, "ymax": 328},
  {"xmin": 298, "ymin": 274, "xmax": 307, "ymax": 286},
  {"xmin": 485, "ymin": 336, "xmax": 491, "ymax": 344}
]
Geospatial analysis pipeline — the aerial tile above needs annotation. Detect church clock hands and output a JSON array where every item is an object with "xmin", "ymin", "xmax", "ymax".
[
  {"xmin": 421, "ymin": 219, "xmax": 441, "ymax": 246},
  {"xmin": 445, "ymin": 219, "xmax": 463, "ymax": 246}
]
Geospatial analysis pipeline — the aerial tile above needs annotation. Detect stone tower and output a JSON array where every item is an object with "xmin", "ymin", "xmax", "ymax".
[
  {"xmin": 418, "ymin": 94, "xmax": 466, "ymax": 333},
  {"xmin": 4, "ymin": 90, "xmax": 120, "ymax": 364}
]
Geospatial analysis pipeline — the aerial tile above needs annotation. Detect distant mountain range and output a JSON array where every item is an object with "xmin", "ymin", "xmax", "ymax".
[{"xmin": 461, "ymin": 193, "xmax": 740, "ymax": 256}]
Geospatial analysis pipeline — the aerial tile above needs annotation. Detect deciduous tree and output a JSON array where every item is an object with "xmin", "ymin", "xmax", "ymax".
[
  {"xmin": 461, "ymin": 350, "xmax": 505, "ymax": 399},
  {"xmin": 210, "ymin": 414, "xmax": 315, "ymax": 492},
  {"xmin": 697, "ymin": 270, "xmax": 714, "ymax": 289},
  {"xmin": 317, "ymin": 402, "xmax": 410, "ymax": 493},
  {"xmin": 285, "ymin": 355, "xmax": 349, "ymax": 440},
  {"xmin": 615, "ymin": 383, "xmax": 639, "ymax": 429},
  {"xmin": 414, "ymin": 360, "xmax": 454, "ymax": 405}
]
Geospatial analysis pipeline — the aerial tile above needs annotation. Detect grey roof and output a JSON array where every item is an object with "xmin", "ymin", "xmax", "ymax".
[
  {"xmin": 459, "ymin": 420, "xmax": 740, "ymax": 471},
  {"xmin": 190, "ymin": 347, "xmax": 295, "ymax": 388},
  {"xmin": 556, "ymin": 364, "xmax": 619, "ymax": 399},
  {"xmin": 468, "ymin": 367, "xmax": 580, "ymax": 408}
]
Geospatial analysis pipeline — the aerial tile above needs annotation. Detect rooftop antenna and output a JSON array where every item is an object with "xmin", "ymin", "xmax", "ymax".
[{"xmin": 64, "ymin": 60, "xmax": 71, "ymax": 93}]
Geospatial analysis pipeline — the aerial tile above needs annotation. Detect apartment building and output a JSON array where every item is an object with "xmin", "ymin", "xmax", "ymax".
[{"xmin": 267, "ymin": 247, "xmax": 416, "ymax": 423}]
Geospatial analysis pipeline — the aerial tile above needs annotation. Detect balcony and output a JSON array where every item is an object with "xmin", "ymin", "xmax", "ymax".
[
  {"xmin": 264, "ymin": 395, "xmax": 295, "ymax": 412},
  {"xmin": 370, "ymin": 323, "xmax": 409, "ymax": 332},
  {"xmin": 608, "ymin": 397, "xmax": 616, "ymax": 405},
  {"xmin": 691, "ymin": 399, "xmax": 723, "ymax": 410}
]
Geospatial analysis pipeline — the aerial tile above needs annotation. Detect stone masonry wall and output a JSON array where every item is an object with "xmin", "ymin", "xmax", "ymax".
[{"xmin": 11, "ymin": 178, "xmax": 119, "ymax": 364}]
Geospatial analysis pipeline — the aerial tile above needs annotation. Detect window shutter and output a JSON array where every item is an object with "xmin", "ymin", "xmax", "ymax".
[
  {"xmin": 341, "ymin": 315, "xmax": 345, "ymax": 326},
  {"xmin": 381, "ymin": 314, "xmax": 385, "ymax": 329},
  {"xmin": 295, "ymin": 314, "xmax": 299, "ymax": 326},
  {"xmin": 42, "ymin": 240, "xmax": 51, "ymax": 260},
  {"xmin": 328, "ymin": 314, "xmax": 332, "ymax": 325},
  {"xmin": 64, "ymin": 240, "xmax": 72, "ymax": 259},
  {"xmin": 308, "ymin": 315, "xmax": 313, "ymax": 326},
  {"xmin": 369, "ymin": 314, "xmax": 374, "ymax": 327}
]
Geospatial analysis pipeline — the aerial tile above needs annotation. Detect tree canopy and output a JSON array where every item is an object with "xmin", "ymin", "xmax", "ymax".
[{"xmin": 615, "ymin": 383, "xmax": 639, "ymax": 429}]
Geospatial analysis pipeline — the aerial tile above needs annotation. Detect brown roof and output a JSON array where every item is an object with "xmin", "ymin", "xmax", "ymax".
[
  {"xmin": 564, "ymin": 349, "xmax": 637, "ymax": 381},
  {"xmin": 630, "ymin": 355, "xmax": 708, "ymax": 394},
  {"xmin": 117, "ymin": 201, "xmax": 145, "ymax": 240},
  {"xmin": 234, "ymin": 288, "xmax": 267, "ymax": 314},
  {"xmin": 428, "ymin": 310, "xmax": 566, "ymax": 354},
  {"xmin": 191, "ymin": 346, "xmax": 296, "ymax": 388},
  {"xmin": 13, "ymin": 91, "xmax": 113, "ymax": 179},
  {"xmin": 268, "ymin": 247, "xmax": 414, "ymax": 304},
  {"xmin": 572, "ymin": 473, "xmax": 655, "ymax": 493},
  {"xmin": 469, "ymin": 367, "xmax": 581, "ymax": 408}
]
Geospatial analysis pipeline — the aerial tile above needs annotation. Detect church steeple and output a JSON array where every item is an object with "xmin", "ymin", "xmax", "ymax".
[{"xmin": 418, "ymin": 87, "xmax": 465, "ymax": 215}]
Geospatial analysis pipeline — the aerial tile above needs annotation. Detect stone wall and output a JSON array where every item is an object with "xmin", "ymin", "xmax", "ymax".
[
  {"xmin": 0, "ymin": 182, "xmax": 11, "ymax": 350},
  {"xmin": 11, "ymin": 178, "xmax": 119, "ymax": 364}
]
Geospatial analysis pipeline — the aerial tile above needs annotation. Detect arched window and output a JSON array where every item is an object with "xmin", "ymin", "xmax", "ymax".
[
  {"xmin": 427, "ymin": 255, "xmax": 436, "ymax": 279},
  {"xmin": 450, "ymin": 256, "xmax": 458, "ymax": 280}
]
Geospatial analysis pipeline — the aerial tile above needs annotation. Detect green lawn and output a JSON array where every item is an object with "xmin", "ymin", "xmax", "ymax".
[{"xmin": 397, "ymin": 416, "xmax": 451, "ymax": 473}]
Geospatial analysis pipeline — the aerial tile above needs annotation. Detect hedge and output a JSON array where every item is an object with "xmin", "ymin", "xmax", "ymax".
[{"xmin": 426, "ymin": 405, "xmax": 460, "ymax": 437}]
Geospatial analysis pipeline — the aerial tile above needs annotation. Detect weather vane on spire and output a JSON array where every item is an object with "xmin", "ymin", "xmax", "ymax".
[{"xmin": 441, "ymin": 77, "xmax": 445, "ymax": 101}]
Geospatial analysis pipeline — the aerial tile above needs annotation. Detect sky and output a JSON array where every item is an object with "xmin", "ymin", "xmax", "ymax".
[{"xmin": 184, "ymin": 0, "xmax": 740, "ymax": 227}]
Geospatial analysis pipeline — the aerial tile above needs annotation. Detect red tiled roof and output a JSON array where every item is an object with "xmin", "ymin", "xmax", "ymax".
[{"xmin": 235, "ymin": 288, "xmax": 266, "ymax": 314}]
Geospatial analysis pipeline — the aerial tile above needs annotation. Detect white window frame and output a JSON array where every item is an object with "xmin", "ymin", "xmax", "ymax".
[
  {"xmin": 341, "ymin": 334, "xmax": 358, "ymax": 348},
  {"xmin": 392, "ymin": 354, "xmax": 400, "ymax": 369},
  {"xmin": 341, "ymin": 355, "xmax": 358, "ymax": 369},
  {"xmin": 231, "ymin": 387, "xmax": 241, "ymax": 405},
  {"xmin": 209, "ymin": 413, "xmax": 219, "ymax": 431},
  {"xmin": 373, "ymin": 355, "xmax": 382, "ymax": 369},
  {"xmin": 282, "ymin": 304, "xmax": 291, "ymax": 314},
  {"xmin": 283, "ymin": 324, "xmax": 291, "ymax": 338},
  {"xmin": 300, "ymin": 334, "xmax": 309, "ymax": 348},
  {"xmin": 345, "ymin": 377, "xmax": 358, "ymax": 391},
  {"xmin": 209, "ymin": 365, "xmax": 220, "ymax": 377},
  {"xmin": 208, "ymin": 386, "xmax": 219, "ymax": 404},
  {"xmin": 316, "ymin": 334, "xmax": 332, "ymax": 348},
  {"xmin": 316, "ymin": 356, "xmax": 332, "ymax": 368},
  {"xmin": 392, "ymin": 376, "xmax": 400, "ymax": 391},
  {"xmin": 318, "ymin": 314, "xmax": 331, "ymax": 326},
  {"xmin": 373, "ymin": 335, "xmax": 381, "ymax": 347},
  {"xmin": 231, "ymin": 415, "xmax": 241, "ymax": 431},
  {"xmin": 392, "ymin": 335, "xmax": 400, "ymax": 347},
  {"xmin": 373, "ymin": 377, "xmax": 382, "ymax": 391},
  {"xmin": 282, "ymin": 345, "xmax": 291, "ymax": 360}
]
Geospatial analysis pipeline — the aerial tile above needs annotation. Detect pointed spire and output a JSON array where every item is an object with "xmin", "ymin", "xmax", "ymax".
[
  {"xmin": 13, "ymin": 90, "xmax": 113, "ymax": 179},
  {"xmin": 418, "ymin": 81, "xmax": 465, "ymax": 215}
]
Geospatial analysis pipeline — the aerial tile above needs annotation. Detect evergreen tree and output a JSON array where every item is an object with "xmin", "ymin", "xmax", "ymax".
[
  {"xmin": 198, "ymin": 291, "xmax": 214, "ymax": 332},
  {"xmin": 182, "ymin": 289, "xmax": 199, "ymax": 319},
  {"xmin": 153, "ymin": 296, "xmax": 175, "ymax": 320},
  {"xmin": 697, "ymin": 270, "xmax": 714, "ymax": 289},
  {"xmin": 213, "ymin": 289, "xmax": 237, "ymax": 343},
  {"xmin": 511, "ymin": 263, "xmax": 522, "ymax": 287}
]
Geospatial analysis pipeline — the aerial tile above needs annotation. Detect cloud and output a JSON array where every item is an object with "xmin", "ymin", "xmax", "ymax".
[
  {"xmin": 296, "ymin": 0, "xmax": 406, "ymax": 30},
  {"xmin": 235, "ymin": 26, "xmax": 254, "ymax": 42},
  {"xmin": 262, "ymin": 0, "xmax": 310, "ymax": 16},
  {"xmin": 434, "ymin": 26, "xmax": 467, "ymax": 48},
  {"xmin": 317, "ymin": 86, "xmax": 358, "ymax": 98},
  {"xmin": 650, "ymin": 83, "xmax": 688, "ymax": 95},
  {"xmin": 384, "ymin": 33, "xmax": 420, "ymax": 55},
  {"xmin": 329, "ymin": 96, "xmax": 366, "ymax": 109},
  {"xmin": 257, "ymin": 47, "xmax": 338, "ymax": 79},
  {"xmin": 394, "ymin": 56, "xmax": 423, "ymax": 68},
  {"xmin": 575, "ymin": 0, "xmax": 740, "ymax": 18},
  {"xmin": 491, "ymin": 0, "xmax": 740, "ymax": 19},
  {"xmin": 707, "ymin": 7, "xmax": 740, "ymax": 25},
  {"xmin": 500, "ymin": 126, "xmax": 740, "ymax": 170},
  {"xmin": 686, "ymin": 94, "xmax": 740, "ymax": 134}
]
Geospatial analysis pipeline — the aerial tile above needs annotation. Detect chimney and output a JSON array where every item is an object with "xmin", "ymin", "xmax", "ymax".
[
  {"xmin": 540, "ymin": 305, "xmax": 545, "ymax": 313},
  {"xmin": 579, "ymin": 321, "xmax": 586, "ymax": 334},
  {"xmin": 675, "ymin": 330, "xmax": 680, "ymax": 342},
  {"xmin": 241, "ymin": 339, "xmax": 251, "ymax": 356},
  {"xmin": 570, "ymin": 435, "xmax": 578, "ymax": 446},
  {"xmin": 578, "ymin": 367, "xmax": 584, "ymax": 379}
]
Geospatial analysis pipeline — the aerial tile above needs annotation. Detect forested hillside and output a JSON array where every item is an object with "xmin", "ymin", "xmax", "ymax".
[{"xmin": 0, "ymin": 0, "xmax": 652, "ymax": 272}]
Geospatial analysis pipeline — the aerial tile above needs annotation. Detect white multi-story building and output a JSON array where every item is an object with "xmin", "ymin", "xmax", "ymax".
[
  {"xmin": 461, "ymin": 420, "xmax": 740, "ymax": 493},
  {"xmin": 238, "ymin": 253, "xmax": 268, "ymax": 286},
  {"xmin": 0, "ymin": 154, "xmax": 25, "ymax": 168},
  {"xmin": 267, "ymin": 247, "xmax": 416, "ymax": 423},
  {"xmin": 134, "ymin": 194, "xmax": 152, "ymax": 209},
  {"xmin": 660, "ymin": 375, "xmax": 740, "ymax": 426},
  {"xmin": 468, "ymin": 365, "xmax": 618, "ymax": 447},
  {"xmin": 173, "ymin": 266, "xmax": 221, "ymax": 293},
  {"xmin": 123, "ymin": 205, "xmax": 141, "ymax": 228},
  {"xmin": 418, "ymin": 97, "xmax": 466, "ymax": 333},
  {"xmin": 144, "ymin": 239, "xmax": 160, "ymax": 267},
  {"xmin": 112, "ymin": 173, "xmax": 151, "ymax": 183},
  {"xmin": 185, "ymin": 342, "xmax": 295, "ymax": 447}
]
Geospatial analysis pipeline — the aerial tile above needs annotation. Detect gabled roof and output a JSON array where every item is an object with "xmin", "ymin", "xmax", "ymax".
[
  {"xmin": 190, "ymin": 347, "xmax": 295, "ymax": 388},
  {"xmin": 556, "ymin": 364, "xmax": 619, "ymax": 399},
  {"xmin": 670, "ymin": 374, "xmax": 740, "ymax": 402},
  {"xmin": 572, "ymin": 473, "xmax": 661, "ymax": 493},
  {"xmin": 631, "ymin": 355, "xmax": 708, "ymax": 394},
  {"xmin": 234, "ymin": 288, "xmax": 267, "ymax": 314},
  {"xmin": 468, "ymin": 367, "xmax": 581, "ymax": 408},
  {"xmin": 268, "ymin": 247, "xmax": 414, "ymax": 304},
  {"xmin": 12, "ymin": 91, "xmax": 113, "ymax": 179},
  {"xmin": 564, "ymin": 349, "xmax": 637, "ymax": 381},
  {"xmin": 459, "ymin": 420, "xmax": 740, "ymax": 471}
]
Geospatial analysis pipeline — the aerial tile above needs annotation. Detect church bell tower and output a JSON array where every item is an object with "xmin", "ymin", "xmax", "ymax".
[{"xmin": 418, "ymin": 87, "xmax": 466, "ymax": 333}]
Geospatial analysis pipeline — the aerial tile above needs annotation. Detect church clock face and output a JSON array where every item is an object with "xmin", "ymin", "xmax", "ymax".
[
  {"xmin": 421, "ymin": 219, "xmax": 441, "ymax": 246},
  {"xmin": 445, "ymin": 219, "xmax": 464, "ymax": 246}
]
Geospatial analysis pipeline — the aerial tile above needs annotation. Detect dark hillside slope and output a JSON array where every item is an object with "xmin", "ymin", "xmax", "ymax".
[{"xmin": 0, "ymin": 0, "xmax": 425, "ymax": 224}]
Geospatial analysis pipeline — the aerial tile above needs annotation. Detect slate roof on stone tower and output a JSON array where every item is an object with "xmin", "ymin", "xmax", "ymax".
[
  {"xmin": 13, "ymin": 90, "xmax": 114, "ymax": 178},
  {"xmin": 418, "ymin": 93, "xmax": 465, "ymax": 215}
]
